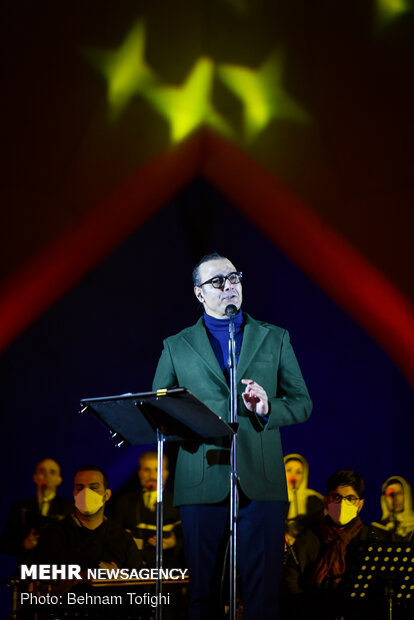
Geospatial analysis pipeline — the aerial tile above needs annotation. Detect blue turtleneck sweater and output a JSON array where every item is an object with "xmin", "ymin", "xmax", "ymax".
[
  {"xmin": 204, "ymin": 311, "xmax": 268, "ymax": 422},
  {"xmin": 203, "ymin": 310, "xmax": 244, "ymax": 373}
]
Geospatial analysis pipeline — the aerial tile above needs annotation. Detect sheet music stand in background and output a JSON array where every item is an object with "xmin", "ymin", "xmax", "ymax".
[
  {"xmin": 80, "ymin": 388, "xmax": 236, "ymax": 620},
  {"xmin": 343, "ymin": 541, "xmax": 414, "ymax": 620}
]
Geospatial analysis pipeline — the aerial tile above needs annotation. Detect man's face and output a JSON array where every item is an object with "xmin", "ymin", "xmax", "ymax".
[
  {"xmin": 325, "ymin": 485, "xmax": 364, "ymax": 514},
  {"xmin": 384, "ymin": 482, "xmax": 404, "ymax": 513},
  {"xmin": 138, "ymin": 455, "xmax": 169, "ymax": 490},
  {"xmin": 194, "ymin": 258, "xmax": 242, "ymax": 319},
  {"xmin": 33, "ymin": 459, "xmax": 62, "ymax": 493},
  {"xmin": 73, "ymin": 470, "xmax": 110, "ymax": 502},
  {"xmin": 285, "ymin": 460, "xmax": 304, "ymax": 490}
]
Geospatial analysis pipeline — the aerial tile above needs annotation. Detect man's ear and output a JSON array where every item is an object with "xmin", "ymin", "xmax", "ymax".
[
  {"xmin": 194, "ymin": 286, "xmax": 203, "ymax": 303},
  {"xmin": 357, "ymin": 499, "xmax": 364, "ymax": 513},
  {"xmin": 104, "ymin": 489, "xmax": 112, "ymax": 502}
]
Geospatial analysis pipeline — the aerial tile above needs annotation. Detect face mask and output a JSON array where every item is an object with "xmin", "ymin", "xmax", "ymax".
[
  {"xmin": 327, "ymin": 501, "xmax": 358, "ymax": 525},
  {"xmin": 75, "ymin": 488, "xmax": 105, "ymax": 516}
]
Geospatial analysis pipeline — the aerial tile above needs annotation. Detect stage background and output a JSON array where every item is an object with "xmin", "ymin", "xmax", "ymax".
[{"xmin": 1, "ymin": 1, "xmax": 413, "ymax": 616}]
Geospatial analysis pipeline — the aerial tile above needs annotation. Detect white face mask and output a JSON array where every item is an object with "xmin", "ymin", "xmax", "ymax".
[
  {"xmin": 75, "ymin": 488, "xmax": 105, "ymax": 516},
  {"xmin": 327, "ymin": 501, "xmax": 358, "ymax": 525}
]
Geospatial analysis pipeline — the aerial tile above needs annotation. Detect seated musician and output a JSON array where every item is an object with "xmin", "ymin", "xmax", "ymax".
[
  {"xmin": 113, "ymin": 451, "xmax": 183, "ymax": 569},
  {"xmin": 371, "ymin": 475, "xmax": 414, "ymax": 541},
  {"xmin": 281, "ymin": 469, "xmax": 383, "ymax": 620},
  {"xmin": 0, "ymin": 458, "xmax": 73, "ymax": 561},
  {"xmin": 34, "ymin": 465, "xmax": 140, "ymax": 570},
  {"xmin": 284, "ymin": 453, "xmax": 323, "ymax": 545}
]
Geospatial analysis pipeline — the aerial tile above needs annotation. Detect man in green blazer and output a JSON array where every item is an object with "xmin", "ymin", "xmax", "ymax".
[{"xmin": 153, "ymin": 253, "xmax": 312, "ymax": 620}]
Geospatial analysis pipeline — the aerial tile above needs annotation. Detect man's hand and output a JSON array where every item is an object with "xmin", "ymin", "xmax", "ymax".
[
  {"xmin": 23, "ymin": 528, "xmax": 40, "ymax": 550},
  {"xmin": 241, "ymin": 379, "xmax": 269, "ymax": 416},
  {"xmin": 147, "ymin": 531, "xmax": 177, "ymax": 550}
]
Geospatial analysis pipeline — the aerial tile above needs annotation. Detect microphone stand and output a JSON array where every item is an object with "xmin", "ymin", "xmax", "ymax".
[
  {"xmin": 40, "ymin": 484, "xmax": 47, "ymax": 516},
  {"xmin": 227, "ymin": 305, "xmax": 238, "ymax": 620},
  {"xmin": 391, "ymin": 508, "xmax": 397, "ymax": 541},
  {"xmin": 292, "ymin": 484, "xmax": 298, "ymax": 518}
]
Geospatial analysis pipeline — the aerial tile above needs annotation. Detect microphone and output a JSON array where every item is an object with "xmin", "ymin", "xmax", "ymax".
[
  {"xmin": 144, "ymin": 480, "xmax": 157, "ymax": 492},
  {"xmin": 289, "ymin": 477, "xmax": 297, "ymax": 490},
  {"xmin": 225, "ymin": 304, "xmax": 237, "ymax": 318}
]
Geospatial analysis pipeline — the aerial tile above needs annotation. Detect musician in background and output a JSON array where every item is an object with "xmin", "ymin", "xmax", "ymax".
[
  {"xmin": 281, "ymin": 469, "xmax": 380, "ymax": 620},
  {"xmin": 371, "ymin": 475, "xmax": 414, "ymax": 541},
  {"xmin": 34, "ymin": 465, "xmax": 139, "ymax": 569},
  {"xmin": 113, "ymin": 451, "xmax": 184, "ymax": 569},
  {"xmin": 284, "ymin": 454, "xmax": 323, "ymax": 545},
  {"xmin": 0, "ymin": 458, "xmax": 73, "ymax": 560}
]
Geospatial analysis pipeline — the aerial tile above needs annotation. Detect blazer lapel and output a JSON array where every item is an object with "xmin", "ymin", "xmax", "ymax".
[
  {"xmin": 236, "ymin": 314, "xmax": 269, "ymax": 381},
  {"xmin": 182, "ymin": 317, "xmax": 228, "ymax": 387}
]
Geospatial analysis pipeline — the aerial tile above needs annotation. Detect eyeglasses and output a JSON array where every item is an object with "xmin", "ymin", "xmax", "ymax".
[
  {"xmin": 327, "ymin": 493, "xmax": 361, "ymax": 506},
  {"xmin": 199, "ymin": 271, "xmax": 242, "ymax": 289}
]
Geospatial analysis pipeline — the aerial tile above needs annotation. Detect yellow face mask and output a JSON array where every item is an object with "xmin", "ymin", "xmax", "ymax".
[
  {"xmin": 327, "ymin": 501, "xmax": 358, "ymax": 525},
  {"xmin": 74, "ymin": 488, "xmax": 105, "ymax": 516}
]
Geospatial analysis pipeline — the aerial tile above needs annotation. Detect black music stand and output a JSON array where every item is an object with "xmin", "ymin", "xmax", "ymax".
[
  {"xmin": 343, "ymin": 541, "xmax": 414, "ymax": 620},
  {"xmin": 80, "ymin": 387, "xmax": 236, "ymax": 620}
]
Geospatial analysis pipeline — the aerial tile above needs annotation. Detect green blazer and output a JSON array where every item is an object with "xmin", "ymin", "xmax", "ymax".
[{"xmin": 152, "ymin": 313, "xmax": 312, "ymax": 506}]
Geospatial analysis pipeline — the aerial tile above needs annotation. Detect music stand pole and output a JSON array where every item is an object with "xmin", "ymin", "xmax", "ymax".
[
  {"xmin": 227, "ymin": 312, "xmax": 238, "ymax": 620},
  {"xmin": 155, "ymin": 428, "xmax": 165, "ymax": 620}
]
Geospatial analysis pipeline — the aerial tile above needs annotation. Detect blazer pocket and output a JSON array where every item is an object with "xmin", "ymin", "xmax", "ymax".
[
  {"xmin": 253, "ymin": 353, "xmax": 274, "ymax": 363},
  {"xmin": 176, "ymin": 444, "xmax": 204, "ymax": 487},
  {"xmin": 260, "ymin": 431, "xmax": 284, "ymax": 484}
]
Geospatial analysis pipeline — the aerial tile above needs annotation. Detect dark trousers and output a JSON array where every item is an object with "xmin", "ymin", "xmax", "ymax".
[{"xmin": 180, "ymin": 497, "xmax": 286, "ymax": 620}]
